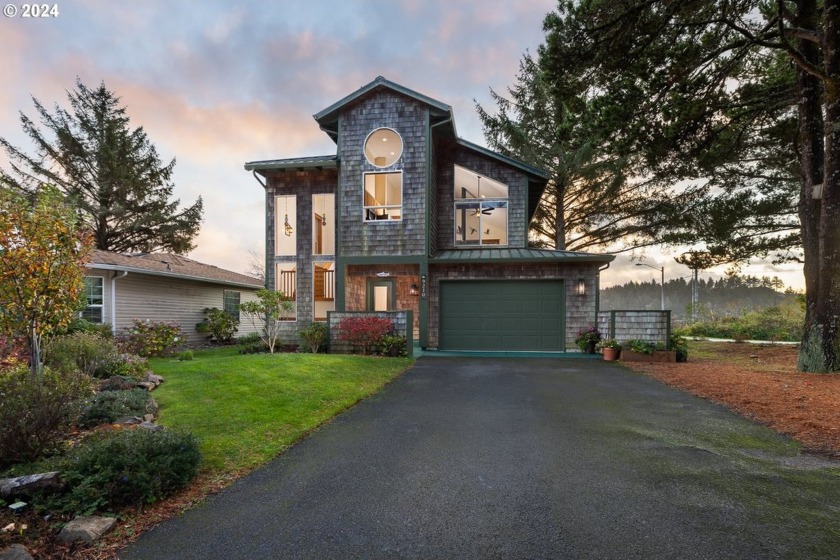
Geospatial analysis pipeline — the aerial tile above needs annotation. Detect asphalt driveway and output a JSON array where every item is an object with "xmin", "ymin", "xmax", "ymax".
[{"xmin": 121, "ymin": 357, "xmax": 840, "ymax": 559}]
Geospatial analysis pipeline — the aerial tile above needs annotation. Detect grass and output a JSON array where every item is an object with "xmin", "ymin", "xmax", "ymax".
[{"xmin": 148, "ymin": 347, "xmax": 412, "ymax": 472}]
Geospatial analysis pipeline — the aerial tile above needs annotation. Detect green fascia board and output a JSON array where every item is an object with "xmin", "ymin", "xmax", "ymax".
[
  {"xmin": 455, "ymin": 138, "xmax": 549, "ymax": 181},
  {"xmin": 339, "ymin": 255, "xmax": 428, "ymax": 265},
  {"xmin": 313, "ymin": 76, "xmax": 456, "ymax": 141},
  {"xmin": 244, "ymin": 155, "xmax": 338, "ymax": 175},
  {"xmin": 431, "ymin": 248, "xmax": 615, "ymax": 264}
]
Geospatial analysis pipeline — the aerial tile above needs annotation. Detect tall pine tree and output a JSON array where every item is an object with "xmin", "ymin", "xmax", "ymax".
[{"xmin": 0, "ymin": 79, "xmax": 202, "ymax": 254}]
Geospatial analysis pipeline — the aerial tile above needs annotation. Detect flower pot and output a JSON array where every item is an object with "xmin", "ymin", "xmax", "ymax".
[
  {"xmin": 602, "ymin": 347, "xmax": 620, "ymax": 361},
  {"xmin": 585, "ymin": 341, "xmax": 597, "ymax": 354}
]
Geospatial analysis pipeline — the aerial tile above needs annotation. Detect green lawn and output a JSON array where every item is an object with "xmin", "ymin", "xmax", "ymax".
[{"xmin": 148, "ymin": 348, "xmax": 412, "ymax": 472}]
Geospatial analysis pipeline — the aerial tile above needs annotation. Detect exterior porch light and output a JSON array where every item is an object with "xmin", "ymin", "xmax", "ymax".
[
  {"xmin": 409, "ymin": 283, "xmax": 420, "ymax": 296},
  {"xmin": 576, "ymin": 278, "xmax": 586, "ymax": 296}
]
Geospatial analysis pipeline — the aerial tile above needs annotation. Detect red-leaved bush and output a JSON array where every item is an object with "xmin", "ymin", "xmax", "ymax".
[{"xmin": 337, "ymin": 316, "xmax": 394, "ymax": 354}]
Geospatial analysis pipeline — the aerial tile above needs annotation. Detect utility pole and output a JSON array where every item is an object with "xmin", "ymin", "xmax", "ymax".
[{"xmin": 635, "ymin": 263, "xmax": 665, "ymax": 310}]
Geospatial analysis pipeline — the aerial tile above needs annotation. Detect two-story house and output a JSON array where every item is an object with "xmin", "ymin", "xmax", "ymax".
[{"xmin": 245, "ymin": 77, "xmax": 614, "ymax": 352}]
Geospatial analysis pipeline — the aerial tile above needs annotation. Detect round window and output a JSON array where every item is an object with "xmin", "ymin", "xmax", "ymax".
[{"xmin": 364, "ymin": 128, "xmax": 403, "ymax": 167}]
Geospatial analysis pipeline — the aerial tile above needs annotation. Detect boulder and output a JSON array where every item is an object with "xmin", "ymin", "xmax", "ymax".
[
  {"xmin": 0, "ymin": 544, "xmax": 33, "ymax": 560},
  {"xmin": 58, "ymin": 516, "xmax": 116, "ymax": 543},
  {"xmin": 146, "ymin": 397, "xmax": 159, "ymax": 415},
  {"xmin": 136, "ymin": 381, "xmax": 156, "ymax": 391},
  {"xmin": 138, "ymin": 421, "xmax": 164, "ymax": 432},
  {"xmin": 146, "ymin": 373, "xmax": 164, "ymax": 386},
  {"xmin": 0, "ymin": 472, "xmax": 61, "ymax": 499},
  {"xmin": 115, "ymin": 416, "xmax": 142, "ymax": 425}
]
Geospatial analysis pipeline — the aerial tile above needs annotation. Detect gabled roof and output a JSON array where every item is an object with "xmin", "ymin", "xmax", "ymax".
[
  {"xmin": 88, "ymin": 250, "xmax": 264, "ymax": 289},
  {"xmin": 245, "ymin": 155, "xmax": 337, "ymax": 176},
  {"xmin": 432, "ymin": 248, "xmax": 615, "ymax": 264},
  {"xmin": 313, "ymin": 76, "xmax": 456, "ymax": 142}
]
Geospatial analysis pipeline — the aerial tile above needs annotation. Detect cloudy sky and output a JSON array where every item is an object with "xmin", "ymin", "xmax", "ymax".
[{"xmin": 0, "ymin": 0, "xmax": 805, "ymax": 291}]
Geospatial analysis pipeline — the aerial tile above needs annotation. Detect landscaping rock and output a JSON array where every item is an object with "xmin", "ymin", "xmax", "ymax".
[
  {"xmin": 0, "ymin": 472, "xmax": 61, "ymax": 499},
  {"xmin": 0, "ymin": 544, "xmax": 33, "ymax": 560},
  {"xmin": 99, "ymin": 375, "xmax": 136, "ymax": 391},
  {"xmin": 146, "ymin": 373, "xmax": 164, "ymax": 386},
  {"xmin": 58, "ymin": 516, "xmax": 116, "ymax": 543},
  {"xmin": 146, "ymin": 397, "xmax": 159, "ymax": 415},
  {"xmin": 115, "ymin": 416, "xmax": 143, "ymax": 425},
  {"xmin": 143, "ymin": 413, "xmax": 155, "ymax": 422},
  {"xmin": 138, "ymin": 421, "xmax": 164, "ymax": 432},
  {"xmin": 136, "ymin": 381, "xmax": 156, "ymax": 391}
]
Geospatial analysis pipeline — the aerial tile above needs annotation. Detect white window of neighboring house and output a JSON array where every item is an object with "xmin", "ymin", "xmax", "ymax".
[
  {"xmin": 223, "ymin": 290, "xmax": 240, "ymax": 321},
  {"xmin": 312, "ymin": 194, "xmax": 335, "ymax": 255},
  {"xmin": 453, "ymin": 165, "xmax": 509, "ymax": 246},
  {"xmin": 276, "ymin": 195, "xmax": 297, "ymax": 256},
  {"xmin": 275, "ymin": 262, "xmax": 297, "ymax": 321},
  {"xmin": 312, "ymin": 261, "xmax": 335, "ymax": 322},
  {"xmin": 363, "ymin": 172, "xmax": 402, "ymax": 221},
  {"xmin": 81, "ymin": 276, "xmax": 104, "ymax": 323}
]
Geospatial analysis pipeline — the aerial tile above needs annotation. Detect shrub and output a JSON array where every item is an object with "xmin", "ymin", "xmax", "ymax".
[
  {"xmin": 337, "ymin": 316, "xmax": 394, "ymax": 354},
  {"xmin": 64, "ymin": 317, "xmax": 114, "ymax": 338},
  {"xmin": 79, "ymin": 389, "xmax": 155, "ymax": 428},
  {"xmin": 42, "ymin": 429, "xmax": 201, "ymax": 515},
  {"xmin": 177, "ymin": 350, "xmax": 194, "ymax": 361},
  {"xmin": 0, "ymin": 365, "xmax": 92, "ymax": 468},
  {"xmin": 196, "ymin": 308, "xmax": 239, "ymax": 344},
  {"xmin": 45, "ymin": 332, "xmax": 148, "ymax": 379},
  {"xmin": 669, "ymin": 335, "xmax": 689, "ymax": 362},
  {"xmin": 237, "ymin": 332, "xmax": 268, "ymax": 355},
  {"xmin": 299, "ymin": 323, "xmax": 329, "ymax": 354},
  {"xmin": 376, "ymin": 334, "xmax": 407, "ymax": 357},
  {"xmin": 624, "ymin": 339, "xmax": 658, "ymax": 355},
  {"xmin": 120, "ymin": 319, "xmax": 184, "ymax": 357},
  {"xmin": 575, "ymin": 326, "xmax": 602, "ymax": 352},
  {"xmin": 0, "ymin": 335, "xmax": 27, "ymax": 370}
]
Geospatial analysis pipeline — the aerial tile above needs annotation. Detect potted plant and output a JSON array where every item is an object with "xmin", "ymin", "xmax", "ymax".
[
  {"xmin": 620, "ymin": 339, "xmax": 677, "ymax": 363},
  {"xmin": 575, "ymin": 326, "xmax": 602, "ymax": 354},
  {"xmin": 596, "ymin": 339, "xmax": 621, "ymax": 361}
]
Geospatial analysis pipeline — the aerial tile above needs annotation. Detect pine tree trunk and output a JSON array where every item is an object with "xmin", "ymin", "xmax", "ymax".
[{"xmin": 798, "ymin": 0, "xmax": 840, "ymax": 372}]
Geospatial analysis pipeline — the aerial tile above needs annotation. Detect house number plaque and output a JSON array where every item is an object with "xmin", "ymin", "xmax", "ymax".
[{"xmin": 420, "ymin": 274, "xmax": 427, "ymax": 298}]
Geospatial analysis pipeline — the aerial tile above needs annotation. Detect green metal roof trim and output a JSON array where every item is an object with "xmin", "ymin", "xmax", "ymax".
[
  {"xmin": 431, "ymin": 248, "xmax": 615, "ymax": 263},
  {"xmin": 313, "ymin": 76, "xmax": 456, "ymax": 142},
  {"xmin": 455, "ymin": 138, "xmax": 549, "ymax": 180},
  {"xmin": 244, "ymin": 155, "xmax": 338, "ymax": 173}
]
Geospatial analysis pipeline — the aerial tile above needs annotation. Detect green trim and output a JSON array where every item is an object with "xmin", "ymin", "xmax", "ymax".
[
  {"xmin": 340, "ymin": 255, "xmax": 426, "ymax": 265},
  {"xmin": 665, "ymin": 310, "xmax": 672, "ymax": 349},
  {"xmin": 419, "ymin": 261, "xmax": 429, "ymax": 349},
  {"xmin": 334, "ymin": 120, "xmax": 345, "ymax": 311},
  {"xmin": 609, "ymin": 310, "xmax": 616, "ymax": 340},
  {"xmin": 455, "ymin": 138, "xmax": 549, "ymax": 180},
  {"xmin": 595, "ymin": 273, "xmax": 601, "ymax": 316},
  {"xmin": 405, "ymin": 310, "xmax": 414, "ymax": 357},
  {"xmin": 366, "ymin": 278, "xmax": 397, "ymax": 310}
]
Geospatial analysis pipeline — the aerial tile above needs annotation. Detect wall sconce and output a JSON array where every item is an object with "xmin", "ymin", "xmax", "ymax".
[
  {"xmin": 409, "ymin": 283, "xmax": 419, "ymax": 296},
  {"xmin": 576, "ymin": 278, "xmax": 586, "ymax": 296},
  {"xmin": 284, "ymin": 214, "xmax": 293, "ymax": 237}
]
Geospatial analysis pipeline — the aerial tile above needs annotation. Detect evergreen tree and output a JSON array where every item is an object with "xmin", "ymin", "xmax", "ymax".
[
  {"xmin": 521, "ymin": 1, "xmax": 839, "ymax": 371},
  {"xmin": 0, "ymin": 79, "xmax": 203, "ymax": 254}
]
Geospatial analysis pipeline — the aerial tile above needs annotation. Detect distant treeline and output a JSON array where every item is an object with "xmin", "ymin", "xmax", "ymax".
[{"xmin": 600, "ymin": 275, "xmax": 798, "ymax": 320}]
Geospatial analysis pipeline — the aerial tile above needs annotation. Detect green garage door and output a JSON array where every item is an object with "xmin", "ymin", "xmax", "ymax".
[{"xmin": 439, "ymin": 280, "xmax": 565, "ymax": 351}]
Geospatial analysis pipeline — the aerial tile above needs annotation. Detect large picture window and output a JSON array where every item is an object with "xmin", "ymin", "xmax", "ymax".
[
  {"xmin": 364, "ymin": 172, "xmax": 402, "ymax": 221},
  {"xmin": 275, "ymin": 262, "xmax": 297, "ymax": 321},
  {"xmin": 453, "ymin": 165, "xmax": 508, "ymax": 246},
  {"xmin": 275, "ymin": 195, "xmax": 297, "ymax": 256},
  {"xmin": 312, "ymin": 194, "xmax": 335, "ymax": 255},
  {"xmin": 81, "ymin": 276, "xmax": 104, "ymax": 323}
]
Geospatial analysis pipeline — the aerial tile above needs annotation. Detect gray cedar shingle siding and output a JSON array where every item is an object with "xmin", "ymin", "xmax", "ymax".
[
  {"xmin": 435, "ymin": 138, "xmax": 529, "ymax": 252},
  {"xmin": 338, "ymin": 90, "xmax": 427, "ymax": 257}
]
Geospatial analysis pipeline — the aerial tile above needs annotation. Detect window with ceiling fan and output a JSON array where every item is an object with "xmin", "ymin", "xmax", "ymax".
[{"xmin": 453, "ymin": 164, "xmax": 508, "ymax": 246}]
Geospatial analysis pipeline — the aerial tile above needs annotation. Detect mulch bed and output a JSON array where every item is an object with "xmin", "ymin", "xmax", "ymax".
[{"xmin": 622, "ymin": 342, "xmax": 840, "ymax": 458}]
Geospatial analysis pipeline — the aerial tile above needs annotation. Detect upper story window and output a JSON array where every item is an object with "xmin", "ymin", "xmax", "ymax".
[
  {"xmin": 364, "ymin": 172, "xmax": 402, "ymax": 221},
  {"xmin": 312, "ymin": 193, "xmax": 335, "ymax": 255},
  {"xmin": 453, "ymin": 165, "xmax": 508, "ymax": 246},
  {"xmin": 363, "ymin": 128, "xmax": 403, "ymax": 222},
  {"xmin": 364, "ymin": 128, "xmax": 403, "ymax": 167},
  {"xmin": 276, "ymin": 195, "xmax": 297, "ymax": 256}
]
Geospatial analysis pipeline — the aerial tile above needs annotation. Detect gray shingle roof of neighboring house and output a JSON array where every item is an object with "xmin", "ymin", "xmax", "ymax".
[
  {"xmin": 88, "ymin": 250, "xmax": 264, "ymax": 289},
  {"xmin": 432, "ymin": 248, "xmax": 615, "ymax": 263}
]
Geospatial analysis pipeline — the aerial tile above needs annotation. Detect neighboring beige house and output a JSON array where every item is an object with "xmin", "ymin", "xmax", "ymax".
[{"xmin": 83, "ymin": 250, "xmax": 264, "ymax": 345}]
